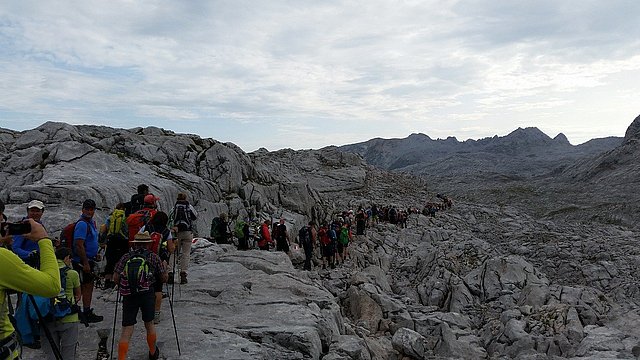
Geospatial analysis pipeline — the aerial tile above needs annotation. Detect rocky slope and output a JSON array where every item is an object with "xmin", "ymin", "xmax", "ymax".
[{"xmin": 4, "ymin": 121, "xmax": 640, "ymax": 359}]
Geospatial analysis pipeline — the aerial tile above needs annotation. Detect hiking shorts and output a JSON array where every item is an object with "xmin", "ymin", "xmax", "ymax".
[
  {"xmin": 121, "ymin": 292, "xmax": 155, "ymax": 326},
  {"xmin": 72, "ymin": 260, "xmax": 96, "ymax": 284}
]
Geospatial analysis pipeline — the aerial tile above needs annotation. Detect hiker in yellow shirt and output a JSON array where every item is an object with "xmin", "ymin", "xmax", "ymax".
[{"xmin": 0, "ymin": 200, "xmax": 60, "ymax": 360}]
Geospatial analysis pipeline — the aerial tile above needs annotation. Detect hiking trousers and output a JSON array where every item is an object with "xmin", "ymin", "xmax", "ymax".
[
  {"xmin": 170, "ymin": 231, "xmax": 193, "ymax": 274},
  {"xmin": 40, "ymin": 321, "xmax": 78, "ymax": 360}
]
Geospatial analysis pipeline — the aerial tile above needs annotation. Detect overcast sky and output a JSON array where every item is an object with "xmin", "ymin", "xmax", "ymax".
[{"xmin": 1, "ymin": 1, "xmax": 639, "ymax": 151}]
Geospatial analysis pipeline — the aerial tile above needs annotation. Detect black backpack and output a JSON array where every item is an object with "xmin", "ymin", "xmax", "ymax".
[
  {"xmin": 298, "ymin": 226, "xmax": 312, "ymax": 247},
  {"xmin": 173, "ymin": 203, "xmax": 194, "ymax": 232},
  {"xmin": 120, "ymin": 253, "xmax": 153, "ymax": 296},
  {"xmin": 125, "ymin": 194, "xmax": 146, "ymax": 217}
]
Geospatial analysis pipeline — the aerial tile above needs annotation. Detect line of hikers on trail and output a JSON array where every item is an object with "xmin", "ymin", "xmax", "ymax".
[
  {"xmin": 1, "ymin": 183, "xmax": 454, "ymax": 360},
  {"xmin": 0, "ymin": 184, "xmax": 198, "ymax": 360}
]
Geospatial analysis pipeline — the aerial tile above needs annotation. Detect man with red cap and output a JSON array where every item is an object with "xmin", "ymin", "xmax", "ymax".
[{"xmin": 126, "ymin": 194, "xmax": 159, "ymax": 247}]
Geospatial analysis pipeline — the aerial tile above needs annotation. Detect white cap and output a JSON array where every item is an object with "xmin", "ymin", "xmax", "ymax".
[{"xmin": 27, "ymin": 200, "xmax": 45, "ymax": 210}]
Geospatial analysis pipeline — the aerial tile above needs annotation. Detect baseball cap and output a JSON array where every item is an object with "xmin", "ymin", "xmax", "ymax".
[
  {"xmin": 27, "ymin": 200, "xmax": 45, "ymax": 210},
  {"xmin": 144, "ymin": 194, "xmax": 159, "ymax": 205},
  {"xmin": 82, "ymin": 199, "xmax": 96, "ymax": 210}
]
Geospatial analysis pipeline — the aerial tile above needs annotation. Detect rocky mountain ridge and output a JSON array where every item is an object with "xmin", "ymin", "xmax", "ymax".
[
  {"xmin": 339, "ymin": 117, "xmax": 640, "ymax": 229},
  {"xmin": 339, "ymin": 127, "xmax": 622, "ymax": 174},
  {"xmin": 3, "ymin": 121, "xmax": 640, "ymax": 359}
]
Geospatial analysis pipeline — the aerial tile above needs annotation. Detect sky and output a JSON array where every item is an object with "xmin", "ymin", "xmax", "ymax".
[{"xmin": 1, "ymin": 1, "xmax": 639, "ymax": 152}]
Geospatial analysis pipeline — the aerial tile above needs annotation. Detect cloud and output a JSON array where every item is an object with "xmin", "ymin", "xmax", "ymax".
[{"xmin": 1, "ymin": 1, "xmax": 639, "ymax": 151}]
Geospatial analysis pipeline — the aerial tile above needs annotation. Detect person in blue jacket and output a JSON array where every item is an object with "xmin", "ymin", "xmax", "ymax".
[{"xmin": 12, "ymin": 200, "xmax": 46, "ymax": 262}]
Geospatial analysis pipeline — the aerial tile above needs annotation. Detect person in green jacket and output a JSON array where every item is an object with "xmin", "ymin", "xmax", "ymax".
[{"xmin": 0, "ymin": 199, "xmax": 61, "ymax": 360}]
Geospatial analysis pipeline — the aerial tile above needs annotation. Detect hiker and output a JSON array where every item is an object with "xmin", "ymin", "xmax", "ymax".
[
  {"xmin": 11, "ymin": 200, "xmax": 46, "ymax": 262},
  {"xmin": 210, "ymin": 213, "xmax": 230, "ymax": 244},
  {"xmin": 338, "ymin": 222, "xmax": 352, "ymax": 263},
  {"xmin": 299, "ymin": 222, "xmax": 315, "ymax": 271},
  {"xmin": 329, "ymin": 220, "xmax": 344, "ymax": 265},
  {"xmin": 0, "ymin": 199, "xmax": 61, "ymax": 360},
  {"xmin": 355, "ymin": 206, "xmax": 366, "ymax": 236},
  {"xmin": 125, "ymin": 184, "xmax": 149, "ymax": 217},
  {"xmin": 103, "ymin": 203, "xmax": 128, "ymax": 289},
  {"xmin": 235, "ymin": 218, "xmax": 250, "ymax": 250},
  {"xmin": 72, "ymin": 199, "xmax": 103, "ymax": 323},
  {"xmin": 126, "ymin": 194, "xmax": 159, "ymax": 247},
  {"xmin": 257, "ymin": 220, "xmax": 273, "ymax": 251},
  {"xmin": 143, "ymin": 211, "xmax": 173, "ymax": 323},
  {"xmin": 113, "ymin": 231, "xmax": 167, "ymax": 360},
  {"xmin": 318, "ymin": 223, "xmax": 334, "ymax": 269},
  {"xmin": 274, "ymin": 218, "xmax": 290, "ymax": 254},
  {"xmin": 168, "ymin": 193, "xmax": 197, "ymax": 285},
  {"xmin": 39, "ymin": 247, "xmax": 81, "ymax": 360}
]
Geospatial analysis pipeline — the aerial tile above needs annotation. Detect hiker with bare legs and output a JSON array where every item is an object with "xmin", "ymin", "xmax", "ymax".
[
  {"xmin": 72, "ymin": 199, "xmax": 103, "ymax": 323},
  {"xmin": 114, "ymin": 232, "xmax": 167, "ymax": 360}
]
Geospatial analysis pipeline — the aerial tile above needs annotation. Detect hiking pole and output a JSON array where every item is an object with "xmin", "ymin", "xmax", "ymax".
[
  {"xmin": 171, "ymin": 244, "xmax": 179, "ymax": 302},
  {"xmin": 27, "ymin": 294, "xmax": 63, "ymax": 360},
  {"xmin": 110, "ymin": 290, "xmax": 120, "ymax": 360},
  {"xmin": 167, "ymin": 285, "xmax": 181, "ymax": 355}
]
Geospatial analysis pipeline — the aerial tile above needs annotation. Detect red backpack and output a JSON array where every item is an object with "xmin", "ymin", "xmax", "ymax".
[
  {"xmin": 59, "ymin": 218, "xmax": 92, "ymax": 251},
  {"xmin": 126, "ymin": 209, "xmax": 157, "ymax": 246}
]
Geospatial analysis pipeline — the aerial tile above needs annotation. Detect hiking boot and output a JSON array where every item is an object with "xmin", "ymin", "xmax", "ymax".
[
  {"xmin": 149, "ymin": 345, "xmax": 160, "ymax": 360},
  {"xmin": 83, "ymin": 308, "xmax": 104, "ymax": 323},
  {"xmin": 167, "ymin": 272, "xmax": 174, "ymax": 284},
  {"xmin": 180, "ymin": 272, "xmax": 188, "ymax": 284}
]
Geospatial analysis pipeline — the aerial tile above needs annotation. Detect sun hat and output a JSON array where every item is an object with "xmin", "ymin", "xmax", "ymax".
[{"xmin": 133, "ymin": 231, "xmax": 153, "ymax": 243}]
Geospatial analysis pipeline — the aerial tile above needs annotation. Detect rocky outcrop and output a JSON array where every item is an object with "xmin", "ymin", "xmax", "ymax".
[{"xmin": 0, "ymin": 122, "xmax": 367, "ymax": 234}]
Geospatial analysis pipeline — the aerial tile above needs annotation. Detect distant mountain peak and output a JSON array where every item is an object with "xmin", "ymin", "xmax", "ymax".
[
  {"xmin": 553, "ymin": 133, "xmax": 570, "ymax": 145},
  {"xmin": 624, "ymin": 114, "xmax": 640, "ymax": 143}
]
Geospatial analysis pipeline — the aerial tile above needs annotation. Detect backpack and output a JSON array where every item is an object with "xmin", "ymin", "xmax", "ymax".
[
  {"xmin": 318, "ymin": 227, "xmax": 331, "ymax": 246},
  {"xmin": 59, "ymin": 218, "xmax": 91, "ymax": 251},
  {"xmin": 107, "ymin": 209, "xmax": 126, "ymax": 237},
  {"xmin": 298, "ymin": 226, "xmax": 312, "ymax": 247},
  {"xmin": 148, "ymin": 227, "xmax": 171, "ymax": 256},
  {"xmin": 29, "ymin": 267, "xmax": 77, "ymax": 321},
  {"xmin": 339, "ymin": 227, "xmax": 350, "ymax": 245},
  {"xmin": 173, "ymin": 203, "xmax": 194, "ymax": 232},
  {"xmin": 126, "ymin": 209, "xmax": 155, "ymax": 244},
  {"xmin": 124, "ymin": 194, "xmax": 146, "ymax": 217},
  {"xmin": 119, "ymin": 253, "xmax": 153, "ymax": 296},
  {"xmin": 210, "ymin": 217, "xmax": 222, "ymax": 239},
  {"xmin": 234, "ymin": 220, "xmax": 246, "ymax": 239}
]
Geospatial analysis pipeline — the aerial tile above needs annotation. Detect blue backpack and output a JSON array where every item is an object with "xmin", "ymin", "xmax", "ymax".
[{"xmin": 29, "ymin": 267, "xmax": 77, "ymax": 321}]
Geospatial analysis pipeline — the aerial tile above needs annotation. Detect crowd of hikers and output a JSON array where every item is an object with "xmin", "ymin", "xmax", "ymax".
[
  {"xmin": 0, "ymin": 184, "xmax": 198, "ymax": 360},
  {"xmin": 0, "ymin": 182, "xmax": 453, "ymax": 360}
]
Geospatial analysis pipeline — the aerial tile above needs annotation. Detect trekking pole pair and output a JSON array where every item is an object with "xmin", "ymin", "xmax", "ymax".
[{"xmin": 27, "ymin": 294, "xmax": 63, "ymax": 360}]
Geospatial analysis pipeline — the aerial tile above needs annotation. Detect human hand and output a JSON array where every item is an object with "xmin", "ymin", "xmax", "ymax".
[{"xmin": 24, "ymin": 219, "xmax": 48, "ymax": 242}]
